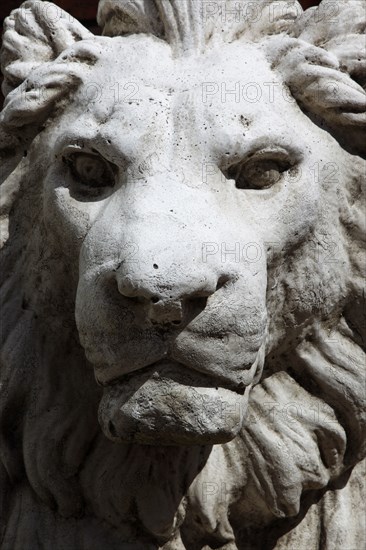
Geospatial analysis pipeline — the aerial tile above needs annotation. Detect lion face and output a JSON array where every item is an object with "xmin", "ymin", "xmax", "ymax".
[
  {"xmin": 34, "ymin": 35, "xmax": 348, "ymax": 446},
  {"xmin": 1, "ymin": 2, "xmax": 365, "ymax": 546},
  {"xmin": 24, "ymin": 34, "xmax": 346, "ymax": 447}
]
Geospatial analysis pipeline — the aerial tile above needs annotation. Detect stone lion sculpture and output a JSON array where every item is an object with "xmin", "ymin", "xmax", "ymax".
[{"xmin": 0, "ymin": 0, "xmax": 365, "ymax": 548}]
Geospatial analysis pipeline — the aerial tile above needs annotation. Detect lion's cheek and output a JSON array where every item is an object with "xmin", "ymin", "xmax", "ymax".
[
  {"xmin": 171, "ymin": 331, "xmax": 264, "ymax": 381},
  {"xmin": 42, "ymin": 178, "xmax": 105, "ymax": 259}
]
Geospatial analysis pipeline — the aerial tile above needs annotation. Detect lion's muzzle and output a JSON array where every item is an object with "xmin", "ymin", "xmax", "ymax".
[{"xmin": 76, "ymin": 172, "xmax": 268, "ymax": 444}]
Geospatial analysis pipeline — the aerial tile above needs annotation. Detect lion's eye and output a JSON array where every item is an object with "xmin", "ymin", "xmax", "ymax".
[
  {"xmin": 227, "ymin": 158, "xmax": 291, "ymax": 190},
  {"xmin": 66, "ymin": 152, "xmax": 115, "ymax": 190}
]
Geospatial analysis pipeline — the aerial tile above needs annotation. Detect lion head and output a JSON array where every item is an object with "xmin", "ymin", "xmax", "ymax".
[{"xmin": 0, "ymin": 0, "xmax": 365, "ymax": 547}]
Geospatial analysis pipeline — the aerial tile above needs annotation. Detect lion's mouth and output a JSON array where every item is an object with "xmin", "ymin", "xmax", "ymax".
[
  {"xmin": 96, "ymin": 346, "xmax": 265, "ymax": 445},
  {"xmin": 99, "ymin": 359, "xmax": 245, "ymax": 393},
  {"xmin": 96, "ymin": 342, "xmax": 265, "ymax": 395}
]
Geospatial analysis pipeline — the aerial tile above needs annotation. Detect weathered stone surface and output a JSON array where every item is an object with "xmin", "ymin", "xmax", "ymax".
[{"xmin": 0, "ymin": 1, "xmax": 365, "ymax": 548}]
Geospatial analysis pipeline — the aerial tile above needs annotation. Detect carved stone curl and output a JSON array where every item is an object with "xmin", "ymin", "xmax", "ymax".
[{"xmin": 0, "ymin": 1, "xmax": 365, "ymax": 548}]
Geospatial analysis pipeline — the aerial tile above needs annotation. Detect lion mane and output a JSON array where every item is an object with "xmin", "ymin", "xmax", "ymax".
[{"xmin": 0, "ymin": 1, "xmax": 365, "ymax": 549}]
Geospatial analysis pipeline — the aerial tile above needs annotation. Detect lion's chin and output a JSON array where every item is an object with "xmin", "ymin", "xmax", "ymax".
[{"xmin": 98, "ymin": 360, "xmax": 254, "ymax": 445}]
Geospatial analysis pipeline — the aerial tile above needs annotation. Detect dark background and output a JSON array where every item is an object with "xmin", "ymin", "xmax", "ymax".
[{"xmin": 0, "ymin": 0, "xmax": 321, "ymax": 107}]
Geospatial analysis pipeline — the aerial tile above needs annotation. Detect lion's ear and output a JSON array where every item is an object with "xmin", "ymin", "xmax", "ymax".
[
  {"xmin": 274, "ymin": 0, "xmax": 366, "ymax": 156},
  {"xmin": 1, "ymin": 0, "xmax": 93, "ymax": 97},
  {"xmin": 293, "ymin": 0, "xmax": 366, "ymax": 88}
]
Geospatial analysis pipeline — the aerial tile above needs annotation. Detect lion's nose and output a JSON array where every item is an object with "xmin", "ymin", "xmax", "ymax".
[{"xmin": 116, "ymin": 270, "xmax": 220, "ymax": 326}]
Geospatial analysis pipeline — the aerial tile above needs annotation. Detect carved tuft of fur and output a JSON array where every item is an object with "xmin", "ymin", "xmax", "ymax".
[
  {"xmin": 97, "ymin": 0, "xmax": 304, "ymax": 53},
  {"xmin": 1, "ymin": 0, "xmax": 93, "ymax": 97}
]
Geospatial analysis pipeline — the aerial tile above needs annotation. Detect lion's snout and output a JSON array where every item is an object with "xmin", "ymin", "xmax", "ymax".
[
  {"xmin": 75, "ymin": 175, "xmax": 269, "ymax": 444},
  {"xmin": 114, "ymin": 253, "xmax": 230, "ymax": 327}
]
